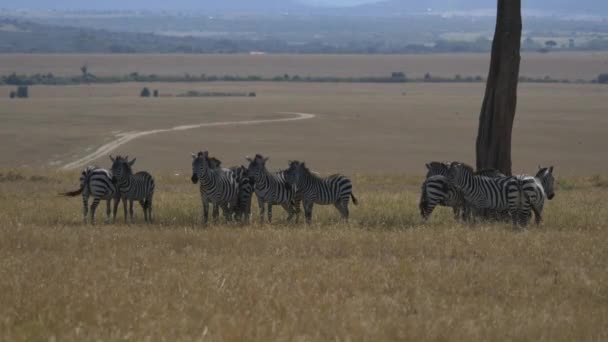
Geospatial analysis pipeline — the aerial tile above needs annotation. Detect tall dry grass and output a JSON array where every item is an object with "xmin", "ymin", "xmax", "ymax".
[{"xmin": 1, "ymin": 169, "xmax": 607, "ymax": 340}]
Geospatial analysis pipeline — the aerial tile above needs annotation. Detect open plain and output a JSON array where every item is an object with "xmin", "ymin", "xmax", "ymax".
[{"xmin": 1, "ymin": 53, "xmax": 608, "ymax": 340}]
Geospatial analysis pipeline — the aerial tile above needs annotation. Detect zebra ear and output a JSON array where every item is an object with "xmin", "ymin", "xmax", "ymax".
[
  {"xmin": 425, "ymin": 163, "xmax": 431, "ymax": 171},
  {"xmin": 110, "ymin": 155, "xmax": 115, "ymax": 162},
  {"xmin": 263, "ymin": 157, "xmax": 270, "ymax": 163},
  {"xmin": 245, "ymin": 156, "xmax": 253, "ymax": 163},
  {"xmin": 192, "ymin": 153, "xmax": 197, "ymax": 159},
  {"xmin": 128, "ymin": 158, "xmax": 136, "ymax": 166},
  {"xmin": 549, "ymin": 166, "xmax": 554, "ymax": 173}
]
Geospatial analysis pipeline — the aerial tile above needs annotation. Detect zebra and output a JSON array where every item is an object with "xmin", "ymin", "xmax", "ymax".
[
  {"xmin": 284, "ymin": 160, "xmax": 358, "ymax": 224},
  {"xmin": 229, "ymin": 165, "xmax": 254, "ymax": 223},
  {"xmin": 246, "ymin": 154, "xmax": 299, "ymax": 223},
  {"xmin": 419, "ymin": 162, "xmax": 505, "ymax": 221},
  {"xmin": 191, "ymin": 151, "xmax": 240, "ymax": 224},
  {"xmin": 110, "ymin": 155, "xmax": 155, "ymax": 223},
  {"xmin": 518, "ymin": 166, "xmax": 556, "ymax": 225},
  {"xmin": 447, "ymin": 162, "xmax": 531, "ymax": 227},
  {"xmin": 62, "ymin": 165, "xmax": 120, "ymax": 224}
]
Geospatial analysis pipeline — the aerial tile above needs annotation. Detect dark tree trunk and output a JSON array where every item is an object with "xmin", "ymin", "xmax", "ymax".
[{"xmin": 476, "ymin": 0, "xmax": 522, "ymax": 176}]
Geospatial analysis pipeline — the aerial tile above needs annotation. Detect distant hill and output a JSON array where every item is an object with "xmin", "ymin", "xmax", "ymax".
[
  {"xmin": 342, "ymin": 0, "xmax": 608, "ymax": 15},
  {"xmin": 1, "ymin": 0, "xmax": 306, "ymax": 12}
]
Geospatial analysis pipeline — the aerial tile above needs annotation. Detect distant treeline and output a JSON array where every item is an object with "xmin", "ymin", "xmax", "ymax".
[
  {"xmin": 2, "ymin": 71, "xmax": 605, "ymax": 86},
  {"xmin": 2, "ymin": 18, "xmax": 608, "ymax": 54}
]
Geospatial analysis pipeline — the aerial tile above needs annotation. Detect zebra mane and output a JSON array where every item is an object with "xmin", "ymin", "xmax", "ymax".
[
  {"xmin": 208, "ymin": 157, "xmax": 222, "ymax": 168},
  {"xmin": 457, "ymin": 162, "xmax": 476, "ymax": 175},
  {"xmin": 476, "ymin": 168, "xmax": 504, "ymax": 177},
  {"xmin": 536, "ymin": 167, "xmax": 549, "ymax": 178}
]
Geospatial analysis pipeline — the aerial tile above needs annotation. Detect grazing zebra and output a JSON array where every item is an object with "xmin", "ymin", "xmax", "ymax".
[
  {"xmin": 518, "ymin": 166, "xmax": 555, "ymax": 225},
  {"xmin": 447, "ymin": 162, "xmax": 531, "ymax": 227},
  {"xmin": 191, "ymin": 151, "xmax": 240, "ymax": 224},
  {"xmin": 62, "ymin": 166, "xmax": 119, "ymax": 224},
  {"xmin": 419, "ymin": 175, "xmax": 467, "ymax": 221},
  {"xmin": 246, "ymin": 154, "xmax": 299, "ymax": 223},
  {"xmin": 110, "ymin": 155, "xmax": 155, "ymax": 223},
  {"xmin": 284, "ymin": 160, "xmax": 358, "ymax": 224},
  {"xmin": 419, "ymin": 162, "xmax": 504, "ymax": 221}
]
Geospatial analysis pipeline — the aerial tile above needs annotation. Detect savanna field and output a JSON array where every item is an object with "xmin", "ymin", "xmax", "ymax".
[{"xmin": 1, "ymin": 54, "xmax": 608, "ymax": 340}]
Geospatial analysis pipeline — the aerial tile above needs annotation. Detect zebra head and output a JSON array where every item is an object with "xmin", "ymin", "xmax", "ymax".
[
  {"xmin": 246, "ymin": 154, "xmax": 269, "ymax": 180},
  {"xmin": 110, "ymin": 155, "xmax": 135, "ymax": 184},
  {"xmin": 191, "ymin": 151, "xmax": 210, "ymax": 184},
  {"xmin": 425, "ymin": 161, "xmax": 450, "ymax": 178},
  {"xmin": 536, "ymin": 166, "xmax": 555, "ymax": 200},
  {"xmin": 447, "ymin": 162, "xmax": 474, "ymax": 188},
  {"xmin": 284, "ymin": 160, "xmax": 302, "ymax": 186}
]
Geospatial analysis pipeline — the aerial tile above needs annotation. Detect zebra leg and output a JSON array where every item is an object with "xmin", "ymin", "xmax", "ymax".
[
  {"xmin": 335, "ymin": 201, "xmax": 349, "ymax": 221},
  {"xmin": 122, "ymin": 198, "xmax": 128, "ymax": 223},
  {"xmin": 212, "ymin": 204, "xmax": 220, "ymax": 224},
  {"xmin": 282, "ymin": 203, "xmax": 294, "ymax": 222},
  {"xmin": 221, "ymin": 204, "xmax": 232, "ymax": 223},
  {"xmin": 202, "ymin": 199, "xmax": 209, "ymax": 225},
  {"xmin": 304, "ymin": 201, "xmax": 314, "ymax": 224},
  {"xmin": 257, "ymin": 196, "xmax": 265, "ymax": 224},
  {"xmin": 294, "ymin": 199, "xmax": 301, "ymax": 224},
  {"xmin": 112, "ymin": 196, "xmax": 120, "ymax": 223},
  {"xmin": 82, "ymin": 194, "xmax": 89, "ymax": 224},
  {"xmin": 129, "ymin": 200, "xmax": 135, "ymax": 223},
  {"xmin": 139, "ymin": 200, "xmax": 147, "ymax": 222},
  {"xmin": 147, "ymin": 197, "xmax": 153, "ymax": 223},
  {"xmin": 90, "ymin": 198, "xmax": 101, "ymax": 225},
  {"xmin": 267, "ymin": 204, "xmax": 273, "ymax": 223},
  {"xmin": 105, "ymin": 199, "xmax": 112, "ymax": 223}
]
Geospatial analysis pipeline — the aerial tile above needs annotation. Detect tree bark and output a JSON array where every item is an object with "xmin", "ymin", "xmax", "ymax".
[{"xmin": 476, "ymin": 0, "xmax": 522, "ymax": 176}]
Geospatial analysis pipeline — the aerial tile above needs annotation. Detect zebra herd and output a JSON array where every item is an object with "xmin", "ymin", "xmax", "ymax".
[
  {"xmin": 63, "ymin": 152, "xmax": 358, "ymax": 225},
  {"xmin": 63, "ymin": 153, "xmax": 553, "ymax": 227},
  {"xmin": 419, "ymin": 161, "xmax": 555, "ymax": 227}
]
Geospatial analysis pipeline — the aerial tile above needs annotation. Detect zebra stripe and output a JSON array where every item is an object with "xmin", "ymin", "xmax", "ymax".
[
  {"xmin": 62, "ymin": 166, "xmax": 119, "ymax": 224},
  {"xmin": 284, "ymin": 160, "xmax": 358, "ymax": 224},
  {"xmin": 447, "ymin": 162, "xmax": 531, "ymax": 227},
  {"xmin": 110, "ymin": 155, "xmax": 155, "ymax": 223},
  {"xmin": 191, "ymin": 151, "xmax": 240, "ymax": 224},
  {"xmin": 246, "ymin": 154, "xmax": 299, "ymax": 223}
]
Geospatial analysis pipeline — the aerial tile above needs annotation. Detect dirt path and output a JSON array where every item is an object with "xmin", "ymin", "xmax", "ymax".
[{"xmin": 61, "ymin": 112, "xmax": 316, "ymax": 171}]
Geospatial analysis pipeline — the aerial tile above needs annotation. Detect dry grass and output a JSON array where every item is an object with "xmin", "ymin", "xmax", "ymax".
[
  {"xmin": 0, "ymin": 52, "xmax": 607, "ymax": 80},
  {"xmin": 1, "ymin": 170, "xmax": 608, "ymax": 340},
  {"xmin": 1, "ymin": 82, "xmax": 607, "ymax": 175}
]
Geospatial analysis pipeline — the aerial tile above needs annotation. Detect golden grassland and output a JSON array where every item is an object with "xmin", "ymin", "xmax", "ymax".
[
  {"xmin": 1, "ymin": 170, "xmax": 608, "ymax": 340},
  {"xmin": 0, "ymin": 52, "xmax": 607, "ymax": 80},
  {"xmin": 1, "ymin": 82, "xmax": 607, "ymax": 175}
]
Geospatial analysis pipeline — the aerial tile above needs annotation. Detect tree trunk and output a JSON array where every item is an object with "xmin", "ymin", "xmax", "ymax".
[{"xmin": 476, "ymin": 0, "xmax": 522, "ymax": 176}]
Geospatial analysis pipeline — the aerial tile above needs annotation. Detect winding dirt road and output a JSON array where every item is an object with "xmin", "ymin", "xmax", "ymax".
[{"xmin": 61, "ymin": 112, "xmax": 316, "ymax": 171}]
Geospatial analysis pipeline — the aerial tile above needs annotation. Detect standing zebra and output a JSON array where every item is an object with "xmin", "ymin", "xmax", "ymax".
[
  {"xmin": 246, "ymin": 154, "xmax": 299, "ymax": 223},
  {"xmin": 191, "ymin": 151, "xmax": 240, "ymax": 224},
  {"xmin": 62, "ymin": 165, "xmax": 119, "ymax": 224},
  {"xmin": 229, "ymin": 165, "xmax": 254, "ymax": 223},
  {"xmin": 447, "ymin": 162, "xmax": 530, "ymax": 227},
  {"xmin": 284, "ymin": 160, "xmax": 358, "ymax": 224},
  {"xmin": 518, "ymin": 166, "xmax": 555, "ymax": 225},
  {"xmin": 110, "ymin": 155, "xmax": 155, "ymax": 223}
]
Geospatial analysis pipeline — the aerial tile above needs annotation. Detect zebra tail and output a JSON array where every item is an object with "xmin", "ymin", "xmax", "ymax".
[
  {"xmin": 351, "ymin": 193, "xmax": 359, "ymax": 206},
  {"xmin": 61, "ymin": 186, "xmax": 83, "ymax": 197}
]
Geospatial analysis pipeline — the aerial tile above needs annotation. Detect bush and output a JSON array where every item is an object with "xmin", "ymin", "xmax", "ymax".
[
  {"xmin": 140, "ymin": 87, "xmax": 151, "ymax": 97},
  {"xmin": 598, "ymin": 74, "xmax": 608, "ymax": 84},
  {"xmin": 9, "ymin": 91, "xmax": 16, "ymax": 99},
  {"xmin": 248, "ymin": 92, "xmax": 257, "ymax": 97},
  {"xmin": 153, "ymin": 90, "xmax": 159, "ymax": 97}
]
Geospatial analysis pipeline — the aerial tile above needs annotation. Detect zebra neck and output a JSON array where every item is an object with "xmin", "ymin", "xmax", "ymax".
[
  {"xmin": 199, "ymin": 167, "xmax": 216, "ymax": 187},
  {"xmin": 254, "ymin": 169, "xmax": 272, "ymax": 188},
  {"xmin": 299, "ymin": 171, "xmax": 320, "ymax": 191},
  {"xmin": 117, "ymin": 176, "xmax": 131, "ymax": 190}
]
